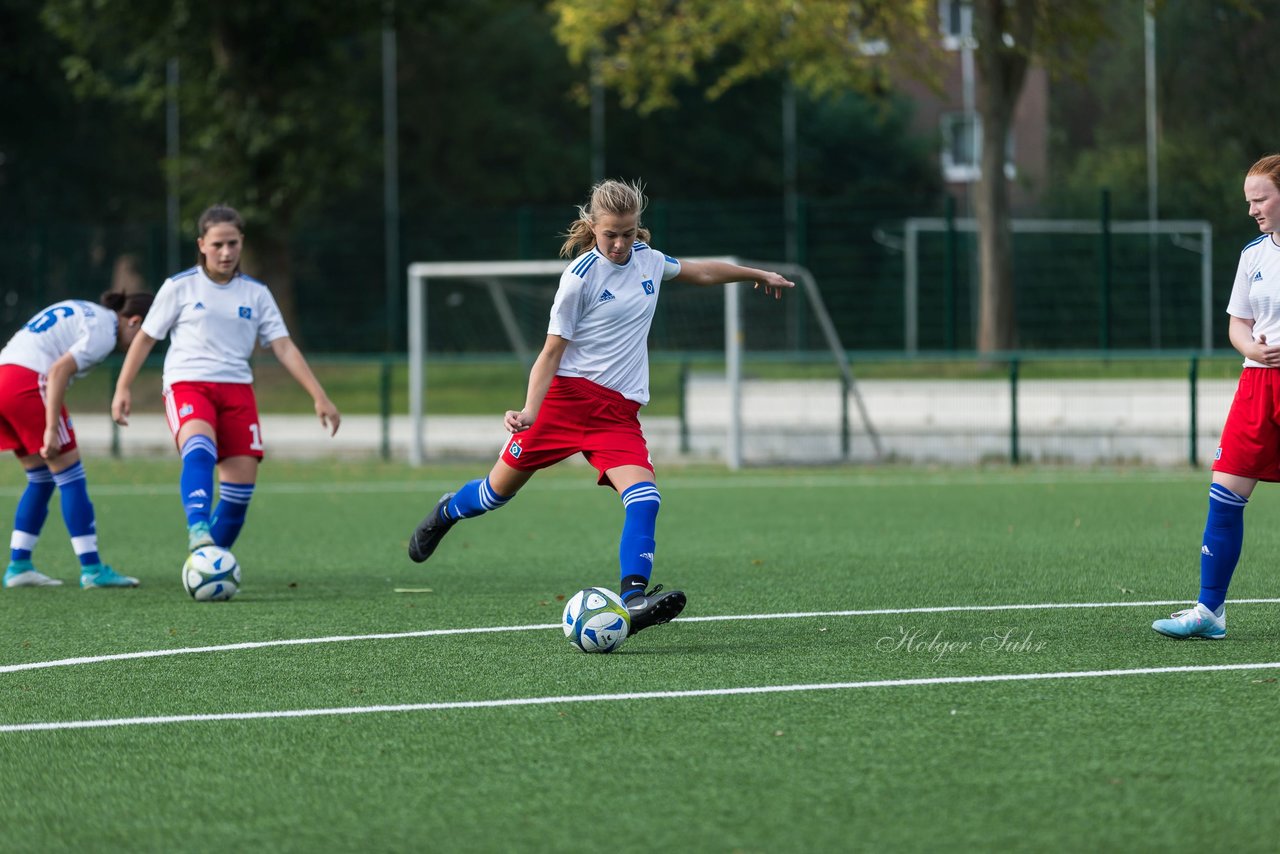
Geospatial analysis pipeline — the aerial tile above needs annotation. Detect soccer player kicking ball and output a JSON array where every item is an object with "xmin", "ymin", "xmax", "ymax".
[
  {"xmin": 1, "ymin": 291, "xmax": 153, "ymax": 588},
  {"xmin": 408, "ymin": 179, "xmax": 793, "ymax": 635}
]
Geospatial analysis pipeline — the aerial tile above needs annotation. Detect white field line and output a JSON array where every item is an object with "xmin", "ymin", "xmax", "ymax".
[
  {"xmin": 3, "ymin": 597, "xmax": 1280, "ymax": 676},
  {"xmin": 4, "ymin": 661, "xmax": 1280, "ymax": 733}
]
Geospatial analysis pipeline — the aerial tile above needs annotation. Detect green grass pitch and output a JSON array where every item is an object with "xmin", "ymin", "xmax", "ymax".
[{"xmin": 2, "ymin": 460, "xmax": 1279, "ymax": 852}]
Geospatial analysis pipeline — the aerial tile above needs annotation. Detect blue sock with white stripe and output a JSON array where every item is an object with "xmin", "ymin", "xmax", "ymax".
[
  {"xmin": 211, "ymin": 482, "xmax": 255, "ymax": 549},
  {"xmin": 179, "ymin": 435, "xmax": 217, "ymax": 527},
  {"xmin": 1198, "ymin": 483, "xmax": 1247, "ymax": 613},
  {"xmin": 10, "ymin": 466, "xmax": 55, "ymax": 561},
  {"xmin": 618, "ymin": 482, "xmax": 660, "ymax": 602},
  {"xmin": 445, "ymin": 477, "xmax": 511, "ymax": 520},
  {"xmin": 53, "ymin": 461, "xmax": 99, "ymax": 567}
]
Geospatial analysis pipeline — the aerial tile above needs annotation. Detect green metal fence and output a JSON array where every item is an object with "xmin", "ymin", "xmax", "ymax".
[
  {"xmin": 59, "ymin": 350, "xmax": 1243, "ymax": 468},
  {"xmin": 5, "ymin": 195, "xmax": 1248, "ymax": 357}
]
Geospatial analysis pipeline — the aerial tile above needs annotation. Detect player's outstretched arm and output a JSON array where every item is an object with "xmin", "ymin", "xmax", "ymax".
[
  {"xmin": 673, "ymin": 260, "xmax": 795, "ymax": 298},
  {"xmin": 111, "ymin": 330, "xmax": 158, "ymax": 426},
  {"xmin": 269, "ymin": 337, "xmax": 341, "ymax": 436}
]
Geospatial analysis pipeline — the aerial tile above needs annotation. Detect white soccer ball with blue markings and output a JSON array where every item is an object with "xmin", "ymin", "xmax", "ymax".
[
  {"xmin": 182, "ymin": 546, "xmax": 241, "ymax": 602},
  {"xmin": 562, "ymin": 586, "xmax": 630, "ymax": 653}
]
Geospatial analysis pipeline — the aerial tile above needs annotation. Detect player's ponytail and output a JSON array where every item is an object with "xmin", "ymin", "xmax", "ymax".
[{"xmin": 559, "ymin": 179, "xmax": 653, "ymax": 258}]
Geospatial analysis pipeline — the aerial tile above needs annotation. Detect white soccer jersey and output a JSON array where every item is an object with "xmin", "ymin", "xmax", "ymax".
[
  {"xmin": 143, "ymin": 266, "xmax": 290, "ymax": 387},
  {"xmin": 548, "ymin": 242, "xmax": 681, "ymax": 404},
  {"xmin": 0, "ymin": 299, "xmax": 118, "ymax": 378},
  {"xmin": 1226, "ymin": 234, "xmax": 1280, "ymax": 367}
]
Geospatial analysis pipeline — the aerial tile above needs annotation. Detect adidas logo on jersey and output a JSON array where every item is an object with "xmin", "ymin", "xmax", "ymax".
[
  {"xmin": 1253, "ymin": 271, "xmax": 1263, "ymax": 282},
  {"xmin": 193, "ymin": 301, "xmax": 206, "ymax": 310},
  {"xmin": 597, "ymin": 289, "xmax": 615, "ymax": 303}
]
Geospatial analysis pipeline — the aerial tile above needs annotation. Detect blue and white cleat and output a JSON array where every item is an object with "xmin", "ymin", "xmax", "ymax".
[
  {"xmin": 80, "ymin": 564, "xmax": 140, "ymax": 589},
  {"xmin": 188, "ymin": 521, "xmax": 215, "ymax": 552},
  {"xmin": 3, "ymin": 560, "xmax": 63, "ymax": 588},
  {"xmin": 1152, "ymin": 603, "xmax": 1225, "ymax": 640}
]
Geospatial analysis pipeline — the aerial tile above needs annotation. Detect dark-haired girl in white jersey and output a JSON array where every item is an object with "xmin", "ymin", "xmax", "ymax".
[
  {"xmin": 112, "ymin": 204, "xmax": 341, "ymax": 565},
  {"xmin": 408, "ymin": 179, "xmax": 793, "ymax": 636},
  {"xmin": 1, "ymin": 290, "xmax": 153, "ymax": 588}
]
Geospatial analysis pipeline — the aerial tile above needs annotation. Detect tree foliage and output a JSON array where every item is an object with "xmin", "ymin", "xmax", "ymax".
[
  {"xmin": 552, "ymin": 0, "xmax": 1118, "ymax": 352},
  {"xmin": 1052, "ymin": 0, "xmax": 1266, "ymax": 238},
  {"xmin": 552, "ymin": 0, "xmax": 935, "ymax": 113},
  {"xmin": 0, "ymin": 0, "xmax": 163, "ymax": 224},
  {"xmin": 40, "ymin": 0, "xmax": 385, "ymax": 233}
]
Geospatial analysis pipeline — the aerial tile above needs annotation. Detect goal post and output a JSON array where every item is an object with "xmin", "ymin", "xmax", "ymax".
[
  {"xmin": 406, "ymin": 258, "xmax": 879, "ymax": 469},
  {"xmin": 406, "ymin": 260, "xmax": 564, "ymax": 467}
]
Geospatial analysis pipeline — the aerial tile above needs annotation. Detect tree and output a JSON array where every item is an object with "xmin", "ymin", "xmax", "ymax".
[
  {"xmin": 39, "ymin": 0, "xmax": 386, "ymax": 329},
  {"xmin": 550, "ymin": 0, "xmax": 1112, "ymax": 352}
]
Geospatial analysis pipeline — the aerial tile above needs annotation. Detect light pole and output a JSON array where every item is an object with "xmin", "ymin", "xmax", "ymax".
[
  {"xmin": 165, "ymin": 57, "xmax": 179, "ymax": 274},
  {"xmin": 1145, "ymin": 0, "xmax": 1160, "ymax": 348}
]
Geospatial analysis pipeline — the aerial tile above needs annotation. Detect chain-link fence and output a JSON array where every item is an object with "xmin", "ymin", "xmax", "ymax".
[{"xmin": 3, "ymin": 197, "xmax": 1247, "ymax": 356}]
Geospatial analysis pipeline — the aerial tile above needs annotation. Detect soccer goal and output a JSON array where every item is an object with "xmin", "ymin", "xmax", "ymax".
[{"xmin": 405, "ymin": 258, "xmax": 881, "ymax": 469}]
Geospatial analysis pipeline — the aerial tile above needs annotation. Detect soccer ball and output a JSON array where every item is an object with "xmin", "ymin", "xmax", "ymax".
[
  {"xmin": 562, "ymin": 586, "xmax": 630, "ymax": 653},
  {"xmin": 182, "ymin": 546, "xmax": 241, "ymax": 602}
]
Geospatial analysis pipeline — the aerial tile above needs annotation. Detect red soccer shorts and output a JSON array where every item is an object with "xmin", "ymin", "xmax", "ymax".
[
  {"xmin": 1214, "ymin": 367, "xmax": 1280, "ymax": 481},
  {"xmin": 164, "ymin": 381, "xmax": 265, "ymax": 460},
  {"xmin": 0, "ymin": 364, "xmax": 77, "ymax": 457},
  {"xmin": 499, "ymin": 376, "xmax": 653, "ymax": 487}
]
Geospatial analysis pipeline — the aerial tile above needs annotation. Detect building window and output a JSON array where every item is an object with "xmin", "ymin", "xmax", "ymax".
[
  {"xmin": 941, "ymin": 112, "xmax": 1017, "ymax": 183},
  {"xmin": 941, "ymin": 112, "xmax": 980, "ymax": 182},
  {"xmin": 939, "ymin": 0, "xmax": 972, "ymax": 50}
]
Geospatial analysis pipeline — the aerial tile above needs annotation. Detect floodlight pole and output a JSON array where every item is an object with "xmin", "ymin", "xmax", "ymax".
[
  {"xmin": 165, "ymin": 58, "xmax": 180, "ymax": 273},
  {"xmin": 1145, "ymin": 0, "xmax": 1161, "ymax": 348},
  {"xmin": 383, "ymin": 6, "xmax": 401, "ymax": 352}
]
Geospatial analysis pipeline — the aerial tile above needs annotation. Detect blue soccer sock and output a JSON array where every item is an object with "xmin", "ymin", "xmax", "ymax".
[
  {"xmin": 210, "ymin": 482, "xmax": 255, "ymax": 549},
  {"xmin": 10, "ymin": 466, "xmax": 55, "ymax": 562},
  {"xmin": 179, "ymin": 435, "xmax": 218, "ymax": 527},
  {"xmin": 53, "ymin": 461, "xmax": 99, "ymax": 567},
  {"xmin": 1198, "ymin": 483, "xmax": 1247, "ymax": 613},
  {"xmin": 444, "ymin": 477, "xmax": 511, "ymax": 520},
  {"xmin": 618, "ymin": 482, "xmax": 661, "ymax": 602}
]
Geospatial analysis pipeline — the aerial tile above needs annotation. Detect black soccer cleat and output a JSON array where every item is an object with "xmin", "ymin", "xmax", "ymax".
[
  {"xmin": 407, "ymin": 492, "xmax": 457, "ymax": 563},
  {"xmin": 625, "ymin": 584, "xmax": 687, "ymax": 634}
]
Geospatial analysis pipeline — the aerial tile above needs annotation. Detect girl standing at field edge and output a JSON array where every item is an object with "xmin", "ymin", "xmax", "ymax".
[
  {"xmin": 1154, "ymin": 153, "xmax": 1280, "ymax": 639},
  {"xmin": 111, "ymin": 204, "xmax": 340, "ymax": 559},
  {"xmin": 406, "ymin": 178, "xmax": 793, "ymax": 635},
  {"xmin": 1, "ymin": 290, "xmax": 153, "ymax": 588}
]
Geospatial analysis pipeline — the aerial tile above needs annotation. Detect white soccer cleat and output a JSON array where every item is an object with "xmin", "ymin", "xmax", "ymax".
[
  {"xmin": 1152, "ymin": 603, "xmax": 1226, "ymax": 640},
  {"xmin": 3, "ymin": 561, "xmax": 63, "ymax": 588}
]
